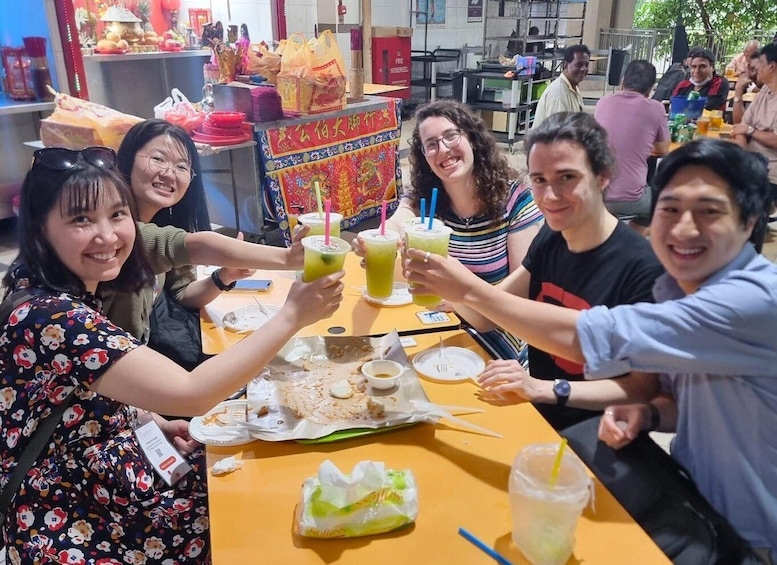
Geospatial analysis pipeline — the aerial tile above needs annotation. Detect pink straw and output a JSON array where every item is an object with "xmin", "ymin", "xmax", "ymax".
[
  {"xmin": 380, "ymin": 199, "xmax": 387, "ymax": 236},
  {"xmin": 324, "ymin": 198, "xmax": 332, "ymax": 246}
]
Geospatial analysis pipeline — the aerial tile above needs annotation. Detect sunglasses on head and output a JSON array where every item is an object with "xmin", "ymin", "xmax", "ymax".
[{"xmin": 32, "ymin": 146, "xmax": 117, "ymax": 170}]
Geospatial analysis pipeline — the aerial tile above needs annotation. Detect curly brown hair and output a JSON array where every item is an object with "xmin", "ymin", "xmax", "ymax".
[{"xmin": 408, "ymin": 100, "xmax": 518, "ymax": 220}]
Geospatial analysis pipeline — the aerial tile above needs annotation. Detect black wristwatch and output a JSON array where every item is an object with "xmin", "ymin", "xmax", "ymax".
[
  {"xmin": 211, "ymin": 269, "xmax": 236, "ymax": 291},
  {"xmin": 553, "ymin": 379, "xmax": 571, "ymax": 407}
]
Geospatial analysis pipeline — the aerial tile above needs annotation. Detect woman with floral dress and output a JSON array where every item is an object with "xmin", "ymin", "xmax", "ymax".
[{"xmin": 0, "ymin": 147, "xmax": 343, "ymax": 563}]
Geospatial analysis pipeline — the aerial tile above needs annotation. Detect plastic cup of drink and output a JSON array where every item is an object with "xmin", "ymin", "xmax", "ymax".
[
  {"xmin": 696, "ymin": 117, "xmax": 710, "ymax": 136},
  {"xmin": 301, "ymin": 236, "xmax": 350, "ymax": 282},
  {"xmin": 509, "ymin": 443, "xmax": 592, "ymax": 565},
  {"xmin": 361, "ymin": 229, "xmax": 400, "ymax": 300},
  {"xmin": 298, "ymin": 212, "xmax": 343, "ymax": 237},
  {"xmin": 401, "ymin": 216, "xmax": 445, "ymax": 233},
  {"xmin": 404, "ymin": 223, "xmax": 453, "ymax": 307},
  {"xmin": 709, "ymin": 110, "xmax": 723, "ymax": 130}
]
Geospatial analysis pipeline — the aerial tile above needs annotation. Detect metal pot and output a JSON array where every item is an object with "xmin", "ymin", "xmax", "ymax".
[{"xmin": 104, "ymin": 21, "xmax": 144, "ymax": 44}]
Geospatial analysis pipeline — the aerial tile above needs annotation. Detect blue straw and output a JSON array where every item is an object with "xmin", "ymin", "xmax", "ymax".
[
  {"xmin": 458, "ymin": 527, "xmax": 512, "ymax": 565},
  {"xmin": 420, "ymin": 198, "xmax": 426, "ymax": 223},
  {"xmin": 427, "ymin": 187, "xmax": 438, "ymax": 230}
]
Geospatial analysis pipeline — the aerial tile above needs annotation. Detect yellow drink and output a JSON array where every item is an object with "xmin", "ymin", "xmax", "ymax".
[
  {"xmin": 362, "ymin": 229, "xmax": 399, "ymax": 300},
  {"xmin": 298, "ymin": 212, "xmax": 343, "ymax": 237},
  {"xmin": 696, "ymin": 117, "xmax": 710, "ymax": 136},
  {"xmin": 301, "ymin": 236, "xmax": 350, "ymax": 282},
  {"xmin": 709, "ymin": 110, "xmax": 723, "ymax": 130},
  {"xmin": 404, "ymin": 224, "xmax": 453, "ymax": 307}
]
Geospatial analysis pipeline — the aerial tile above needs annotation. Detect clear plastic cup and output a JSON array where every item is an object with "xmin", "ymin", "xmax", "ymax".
[
  {"xmin": 301, "ymin": 236, "xmax": 350, "ymax": 282},
  {"xmin": 509, "ymin": 443, "xmax": 592, "ymax": 565},
  {"xmin": 404, "ymin": 223, "xmax": 453, "ymax": 307},
  {"xmin": 361, "ymin": 229, "xmax": 400, "ymax": 300},
  {"xmin": 298, "ymin": 212, "xmax": 343, "ymax": 237}
]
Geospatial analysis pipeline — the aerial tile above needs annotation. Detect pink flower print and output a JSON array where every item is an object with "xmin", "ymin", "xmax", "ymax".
[
  {"xmin": 52, "ymin": 353, "xmax": 73, "ymax": 374},
  {"xmin": 16, "ymin": 505, "xmax": 35, "ymax": 531},
  {"xmin": 123, "ymin": 549, "xmax": 148, "ymax": 564},
  {"xmin": 52, "ymin": 385, "xmax": 72, "ymax": 402},
  {"xmin": 96, "ymin": 558, "xmax": 122, "ymax": 564},
  {"xmin": 6, "ymin": 427, "xmax": 21, "ymax": 448},
  {"xmin": 172, "ymin": 534, "xmax": 184, "ymax": 547},
  {"xmin": 40, "ymin": 324, "xmax": 66, "ymax": 350},
  {"xmin": 0, "ymin": 386, "xmax": 16, "ymax": 409},
  {"xmin": 73, "ymin": 333, "xmax": 89, "ymax": 346},
  {"xmin": 44, "ymin": 508, "xmax": 68, "ymax": 531},
  {"xmin": 172, "ymin": 498, "xmax": 192, "ymax": 512},
  {"xmin": 184, "ymin": 537, "xmax": 206, "ymax": 559},
  {"xmin": 114, "ymin": 494, "xmax": 129, "ymax": 506},
  {"xmin": 192, "ymin": 515, "xmax": 209, "ymax": 535},
  {"xmin": 12, "ymin": 344, "xmax": 36, "ymax": 369},
  {"xmin": 79, "ymin": 419, "xmax": 102, "ymax": 437},
  {"xmin": 57, "ymin": 548, "xmax": 86, "ymax": 565},
  {"xmin": 93, "ymin": 484, "xmax": 110, "ymax": 505},
  {"xmin": 11, "ymin": 408, "xmax": 24, "ymax": 420},
  {"xmin": 63, "ymin": 404, "xmax": 86, "ymax": 428},
  {"xmin": 24, "ymin": 328, "xmax": 34, "ymax": 345},
  {"xmin": 7, "ymin": 303, "xmax": 30, "ymax": 325},
  {"xmin": 81, "ymin": 348, "xmax": 109, "ymax": 370},
  {"xmin": 143, "ymin": 537, "xmax": 166, "ymax": 559}
]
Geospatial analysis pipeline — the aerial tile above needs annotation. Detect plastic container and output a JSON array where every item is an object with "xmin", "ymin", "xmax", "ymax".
[
  {"xmin": 669, "ymin": 96, "xmax": 707, "ymax": 119},
  {"xmin": 509, "ymin": 443, "xmax": 592, "ymax": 565}
]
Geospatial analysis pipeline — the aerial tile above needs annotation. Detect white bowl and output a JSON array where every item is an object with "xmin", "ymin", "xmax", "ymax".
[{"xmin": 361, "ymin": 359, "xmax": 404, "ymax": 390}]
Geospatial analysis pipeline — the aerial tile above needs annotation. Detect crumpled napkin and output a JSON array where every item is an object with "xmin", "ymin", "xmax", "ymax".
[{"xmin": 316, "ymin": 459, "xmax": 385, "ymax": 507}]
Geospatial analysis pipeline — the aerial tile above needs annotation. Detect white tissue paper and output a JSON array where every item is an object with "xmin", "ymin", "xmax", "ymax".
[
  {"xmin": 210, "ymin": 456, "xmax": 244, "ymax": 476},
  {"xmin": 294, "ymin": 459, "xmax": 418, "ymax": 538}
]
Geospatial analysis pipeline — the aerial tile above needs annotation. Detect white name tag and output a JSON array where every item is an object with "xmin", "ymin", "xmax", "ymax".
[{"xmin": 134, "ymin": 416, "xmax": 192, "ymax": 486}]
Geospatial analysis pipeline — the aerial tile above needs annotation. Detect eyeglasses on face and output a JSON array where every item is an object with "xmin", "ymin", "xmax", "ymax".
[
  {"xmin": 420, "ymin": 129, "xmax": 463, "ymax": 157},
  {"xmin": 32, "ymin": 146, "xmax": 117, "ymax": 170},
  {"xmin": 138, "ymin": 153, "xmax": 196, "ymax": 181}
]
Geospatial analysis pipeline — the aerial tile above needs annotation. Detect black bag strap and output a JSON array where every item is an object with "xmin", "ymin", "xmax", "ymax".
[{"xmin": 0, "ymin": 290, "xmax": 76, "ymax": 527}]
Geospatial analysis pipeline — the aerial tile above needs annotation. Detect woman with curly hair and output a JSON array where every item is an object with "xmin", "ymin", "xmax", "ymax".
[{"xmin": 357, "ymin": 100, "xmax": 542, "ymax": 360}]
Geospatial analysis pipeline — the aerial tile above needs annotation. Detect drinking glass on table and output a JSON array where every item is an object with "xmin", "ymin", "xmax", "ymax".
[
  {"xmin": 696, "ymin": 117, "xmax": 710, "ymax": 136},
  {"xmin": 709, "ymin": 110, "xmax": 723, "ymax": 131}
]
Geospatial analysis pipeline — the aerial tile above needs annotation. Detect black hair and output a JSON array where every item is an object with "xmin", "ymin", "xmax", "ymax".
[
  {"xmin": 525, "ymin": 112, "xmax": 615, "ymax": 178},
  {"xmin": 690, "ymin": 48, "xmax": 715, "ymax": 65},
  {"xmin": 528, "ymin": 26, "xmax": 539, "ymax": 35},
  {"xmin": 563, "ymin": 44, "xmax": 590, "ymax": 64},
  {"xmin": 3, "ymin": 161, "xmax": 154, "ymax": 298},
  {"xmin": 116, "ymin": 119, "xmax": 210, "ymax": 232},
  {"xmin": 749, "ymin": 49, "xmax": 761, "ymax": 60},
  {"xmin": 621, "ymin": 59, "xmax": 657, "ymax": 96},
  {"xmin": 761, "ymin": 42, "xmax": 777, "ymax": 64},
  {"xmin": 651, "ymin": 139, "xmax": 770, "ymax": 248}
]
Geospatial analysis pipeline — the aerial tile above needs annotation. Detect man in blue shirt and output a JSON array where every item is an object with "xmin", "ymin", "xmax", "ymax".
[{"xmin": 404, "ymin": 138, "xmax": 776, "ymax": 558}]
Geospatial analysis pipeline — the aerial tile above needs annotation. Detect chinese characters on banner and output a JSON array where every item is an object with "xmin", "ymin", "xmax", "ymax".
[{"xmin": 259, "ymin": 99, "xmax": 402, "ymax": 245}]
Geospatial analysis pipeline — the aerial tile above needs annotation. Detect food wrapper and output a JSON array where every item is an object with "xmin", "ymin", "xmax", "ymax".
[
  {"xmin": 40, "ymin": 90, "xmax": 143, "ymax": 150},
  {"xmin": 245, "ymin": 332, "xmax": 431, "ymax": 441},
  {"xmin": 294, "ymin": 460, "xmax": 418, "ymax": 538}
]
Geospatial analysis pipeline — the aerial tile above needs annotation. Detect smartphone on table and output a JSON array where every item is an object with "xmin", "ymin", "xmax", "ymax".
[{"xmin": 233, "ymin": 279, "xmax": 274, "ymax": 292}]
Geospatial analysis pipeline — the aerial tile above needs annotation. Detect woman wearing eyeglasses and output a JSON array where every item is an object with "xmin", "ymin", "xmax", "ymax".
[
  {"xmin": 0, "ymin": 148, "xmax": 343, "ymax": 562},
  {"xmin": 356, "ymin": 100, "xmax": 542, "ymax": 361},
  {"xmin": 103, "ymin": 120, "xmax": 306, "ymax": 367}
]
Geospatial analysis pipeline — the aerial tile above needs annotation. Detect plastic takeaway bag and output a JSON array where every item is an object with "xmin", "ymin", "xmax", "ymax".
[
  {"xmin": 276, "ymin": 30, "xmax": 346, "ymax": 115},
  {"xmin": 294, "ymin": 460, "xmax": 418, "ymax": 538},
  {"xmin": 154, "ymin": 88, "xmax": 205, "ymax": 134},
  {"xmin": 247, "ymin": 40, "xmax": 283, "ymax": 84}
]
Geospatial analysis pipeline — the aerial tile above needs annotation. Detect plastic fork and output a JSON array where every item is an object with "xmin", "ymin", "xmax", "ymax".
[{"xmin": 435, "ymin": 336, "xmax": 453, "ymax": 376}]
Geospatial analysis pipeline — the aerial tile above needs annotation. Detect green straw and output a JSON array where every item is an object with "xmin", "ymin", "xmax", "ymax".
[
  {"xmin": 315, "ymin": 181, "xmax": 323, "ymax": 217},
  {"xmin": 549, "ymin": 438, "xmax": 568, "ymax": 487}
]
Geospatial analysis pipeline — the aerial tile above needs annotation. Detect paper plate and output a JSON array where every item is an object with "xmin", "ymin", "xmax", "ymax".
[
  {"xmin": 189, "ymin": 399, "xmax": 253, "ymax": 446},
  {"xmin": 363, "ymin": 283, "xmax": 412, "ymax": 307},
  {"xmin": 412, "ymin": 346, "xmax": 486, "ymax": 382},
  {"xmin": 223, "ymin": 304, "xmax": 279, "ymax": 333}
]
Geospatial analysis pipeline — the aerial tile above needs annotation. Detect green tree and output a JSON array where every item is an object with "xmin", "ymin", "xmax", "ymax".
[{"xmin": 634, "ymin": 0, "xmax": 776, "ymax": 57}]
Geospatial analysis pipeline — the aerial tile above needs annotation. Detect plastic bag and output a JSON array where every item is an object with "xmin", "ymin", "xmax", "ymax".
[
  {"xmin": 276, "ymin": 30, "xmax": 346, "ymax": 115},
  {"xmin": 294, "ymin": 460, "xmax": 418, "ymax": 538},
  {"xmin": 247, "ymin": 41, "xmax": 284, "ymax": 84},
  {"xmin": 154, "ymin": 88, "xmax": 205, "ymax": 134}
]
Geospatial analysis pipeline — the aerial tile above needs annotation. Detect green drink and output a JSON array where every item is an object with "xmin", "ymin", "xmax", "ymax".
[
  {"xmin": 404, "ymin": 224, "xmax": 453, "ymax": 307},
  {"xmin": 298, "ymin": 212, "xmax": 343, "ymax": 237},
  {"xmin": 301, "ymin": 236, "xmax": 350, "ymax": 282},
  {"xmin": 361, "ymin": 229, "xmax": 399, "ymax": 300}
]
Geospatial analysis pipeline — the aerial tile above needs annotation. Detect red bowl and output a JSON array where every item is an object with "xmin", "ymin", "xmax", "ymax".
[
  {"xmin": 206, "ymin": 111, "xmax": 246, "ymax": 128},
  {"xmin": 200, "ymin": 121, "xmax": 244, "ymax": 137}
]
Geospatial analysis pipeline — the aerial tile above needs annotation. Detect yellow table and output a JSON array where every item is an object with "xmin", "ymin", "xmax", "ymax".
[
  {"xmin": 200, "ymin": 253, "xmax": 461, "ymax": 355},
  {"xmin": 206, "ymin": 330, "xmax": 669, "ymax": 564}
]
